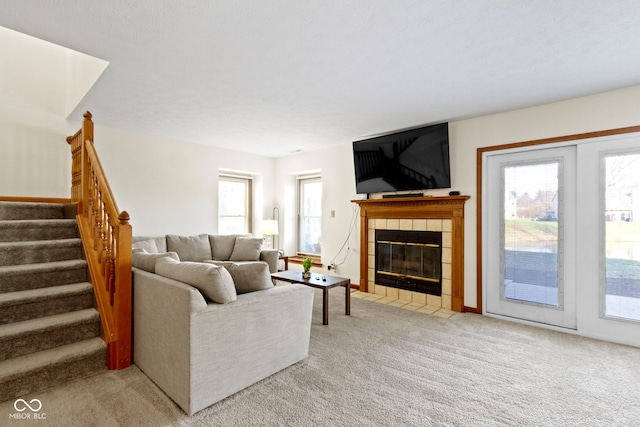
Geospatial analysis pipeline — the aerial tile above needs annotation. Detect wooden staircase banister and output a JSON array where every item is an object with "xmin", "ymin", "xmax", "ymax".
[{"xmin": 67, "ymin": 111, "xmax": 132, "ymax": 370}]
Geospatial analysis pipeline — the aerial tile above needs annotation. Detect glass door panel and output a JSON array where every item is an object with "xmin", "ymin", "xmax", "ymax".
[
  {"xmin": 503, "ymin": 162, "xmax": 560, "ymax": 307},
  {"xmin": 485, "ymin": 146, "xmax": 576, "ymax": 329},
  {"xmin": 604, "ymin": 153, "xmax": 640, "ymax": 322}
]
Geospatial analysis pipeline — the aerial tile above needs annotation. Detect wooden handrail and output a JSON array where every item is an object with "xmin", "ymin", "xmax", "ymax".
[{"xmin": 67, "ymin": 112, "xmax": 132, "ymax": 370}]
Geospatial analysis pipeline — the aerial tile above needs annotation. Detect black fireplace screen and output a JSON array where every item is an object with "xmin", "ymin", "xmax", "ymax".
[{"xmin": 375, "ymin": 230, "xmax": 442, "ymax": 296}]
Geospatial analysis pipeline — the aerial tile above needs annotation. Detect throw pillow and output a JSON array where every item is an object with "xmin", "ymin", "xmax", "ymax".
[
  {"xmin": 223, "ymin": 262, "xmax": 274, "ymax": 294},
  {"xmin": 132, "ymin": 239, "xmax": 160, "ymax": 254},
  {"xmin": 209, "ymin": 234, "xmax": 251, "ymax": 261},
  {"xmin": 132, "ymin": 251, "xmax": 180, "ymax": 273},
  {"xmin": 155, "ymin": 257, "xmax": 237, "ymax": 304},
  {"xmin": 229, "ymin": 236, "xmax": 264, "ymax": 261},
  {"xmin": 166, "ymin": 234, "xmax": 212, "ymax": 262}
]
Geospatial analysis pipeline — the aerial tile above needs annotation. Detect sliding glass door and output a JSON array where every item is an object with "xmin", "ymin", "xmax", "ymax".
[{"xmin": 484, "ymin": 133, "xmax": 640, "ymax": 346}]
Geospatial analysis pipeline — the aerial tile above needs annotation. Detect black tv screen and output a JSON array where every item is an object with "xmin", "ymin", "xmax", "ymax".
[{"xmin": 352, "ymin": 123, "xmax": 450, "ymax": 195}]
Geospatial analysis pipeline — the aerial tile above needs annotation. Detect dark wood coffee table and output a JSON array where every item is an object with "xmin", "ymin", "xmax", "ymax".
[{"xmin": 271, "ymin": 270, "xmax": 350, "ymax": 325}]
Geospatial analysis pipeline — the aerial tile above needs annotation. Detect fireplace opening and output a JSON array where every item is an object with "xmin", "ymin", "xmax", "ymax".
[{"xmin": 375, "ymin": 229, "xmax": 442, "ymax": 296}]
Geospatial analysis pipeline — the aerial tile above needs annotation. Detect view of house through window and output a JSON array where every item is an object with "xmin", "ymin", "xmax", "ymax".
[
  {"xmin": 298, "ymin": 176, "xmax": 322, "ymax": 255},
  {"xmin": 218, "ymin": 174, "xmax": 251, "ymax": 235}
]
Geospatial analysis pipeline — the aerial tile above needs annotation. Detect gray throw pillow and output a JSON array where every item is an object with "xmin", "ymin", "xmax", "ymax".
[
  {"xmin": 229, "ymin": 237, "xmax": 264, "ymax": 261},
  {"xmin": 132, "ymin": 239, "xmax": 160, "ymax": 254},
  {"xmin": 166, "ymin": 234, "xmax": 212, "ymax": 262},
  {"xmin": 132, "ymin": 251, "xmax": 180, "ymax": 273},
  {"xmin": 155, "ymin": 257, "xmax": 237, "ymax": 304},
  {"xmin": 209, "ymin": 234, "xmax": 250, "ymax": 260},
  {"xmin": 222, "ymin": 262, "xmax": 274, "ymax": 294}
]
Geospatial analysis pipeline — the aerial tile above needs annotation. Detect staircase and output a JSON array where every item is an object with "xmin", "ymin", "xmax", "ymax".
[{"xmin": 0, "ymin": 201, "xmax": 106, "ymax": 403}]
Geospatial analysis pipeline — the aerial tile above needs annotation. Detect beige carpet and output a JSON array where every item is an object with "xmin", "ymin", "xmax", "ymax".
[{"xmin": 2, "ymin": 288, "xmax": 640, "ymax": 426}]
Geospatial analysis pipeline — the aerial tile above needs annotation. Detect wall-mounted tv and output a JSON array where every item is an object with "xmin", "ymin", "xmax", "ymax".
[{"xmin": 352, "ymin": 122, "xmax": 450, "ymax": 195}]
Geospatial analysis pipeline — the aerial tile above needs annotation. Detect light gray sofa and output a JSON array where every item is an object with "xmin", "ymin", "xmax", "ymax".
[
  {"xmin": 132, "ymin": 233, "xmax": 280, "ymax": 273},
  {"xmin": 131, "ymin": 234, "xmax": 314, "ymax": 415}
]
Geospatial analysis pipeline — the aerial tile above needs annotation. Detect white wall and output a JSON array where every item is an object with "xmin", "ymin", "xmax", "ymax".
[
  {"xmin": 273, "ymin": 84, "xmax": 640, "ymax": 309},
  {"xmin": 0, "ymin": 112, "xmax": 276, "ymax": 238},
  {"xmin": 2, "ymin": 83, "xmax": 640, "ymax": 310},
  {"xmin": 274, "ymin": 143, "xmax": 361, "ymax": 281},
  {"xmin": 92, "ymin": 125, "xmax": 276, "ymax": 236}
]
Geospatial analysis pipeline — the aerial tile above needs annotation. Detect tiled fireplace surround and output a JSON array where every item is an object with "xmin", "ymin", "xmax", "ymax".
[{"xmin": 352, "ymin": 196, "xmax": 470, "ymax": 313}]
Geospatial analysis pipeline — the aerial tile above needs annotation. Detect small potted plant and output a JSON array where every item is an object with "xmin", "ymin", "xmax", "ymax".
[{"xmin": 302, "ymin": 257, "xmax": 312, "ymax": 279}]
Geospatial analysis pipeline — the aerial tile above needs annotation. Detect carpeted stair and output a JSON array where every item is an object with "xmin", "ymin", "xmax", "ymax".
[{"xmin": 0, "ymin": 201, "xmax": 105, "ymax": 403}]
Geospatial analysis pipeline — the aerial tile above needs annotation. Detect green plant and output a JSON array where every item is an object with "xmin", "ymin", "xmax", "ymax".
[{"xmin": 302, "ymin": 257, "xmax": 312, "ymax": 272}]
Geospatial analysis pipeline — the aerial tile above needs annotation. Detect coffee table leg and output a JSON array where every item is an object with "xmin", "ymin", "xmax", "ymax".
[
  {"xmin": 323, "ymin": 288, "xmax": 329, "ymax": 325},
  {"xmin": 345, "ymin": 281, "xmax": 351, "ymax": 316}
]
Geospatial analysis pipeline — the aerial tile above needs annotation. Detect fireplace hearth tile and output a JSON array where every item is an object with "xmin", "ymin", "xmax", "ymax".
[
  {"xmin": 398, "ymin": 289, "xmax": 412, "ymax": 301},
  {"xmin": 363, "ymin": 293, "xmax": 385, "ymax": 302},
  {"xmin": 411, "ymin": 292, "xmax": 427, "ymax": 305},
  {"xmin": 442, "ymin": 295, "xmax": 452, "ymax": 310},
  {"xmin": 416, "ymin": 305, "xmax": 439, "ymax": 314},
  {"xmin": 377, "ymin": 296, "xmax": 398, "ymax": 304},
  {"xmin": 427, "ymin": 294, "xmax": 442, "ymax": 307},
  {"xmin": 432, "ymin": 309, "xmax": 455, "ymax": 319},
  {"xmin": 389, "ymin": 299, "xmax": 410, "ymax": 308},
  {"xmin": 442, "ymin": 279, "xmax": 452, "ymax": 295},
  {"xmin": 401, "ymin": 302, "xmax": 424, "ymax": 311}
]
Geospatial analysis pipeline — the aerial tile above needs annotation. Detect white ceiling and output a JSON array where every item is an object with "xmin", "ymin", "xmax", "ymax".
[{"xmin": 2, "ymin": 0, "xmax": 640, "ymax": 157}]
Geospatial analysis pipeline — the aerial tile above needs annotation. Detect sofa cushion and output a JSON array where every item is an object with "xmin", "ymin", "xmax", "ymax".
[
  {"xmin": 132, "ymin": 251, "xmax": 180, "ymax": 273},
  {"xmin": 155, "ymin": 257, "xmax": 237, "ymax": 304},
  {"xmin": 166, "ymin": 234, "xmax": 212, "ymax": 262},
  {"xmin": 132, "ymin": 239, "xmax": 160, "ymax": 254},
  {"xmin": 206, "ymin": 261, "xmax": 273, "ymax": 294},
  {"xmin": 209, "ymin": 234, "xmax": 250, "ymax": 261},
  {"xmin": 229, "ymin": 237, "xmax": 264, "ymax": 261}
]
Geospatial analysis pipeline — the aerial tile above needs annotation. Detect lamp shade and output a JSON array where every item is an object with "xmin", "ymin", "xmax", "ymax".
[{"xmin": 260, "ymin": 219, "xmax": 279, "ymax": 235}]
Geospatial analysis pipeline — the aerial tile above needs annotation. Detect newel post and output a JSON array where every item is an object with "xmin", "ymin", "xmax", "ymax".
[
  {"xmin": 80, "ymin": 112, "xmax": 94, "ymax": 216},
  {"xmin": 112, "ymin": 210, "xmax": 133, "ymax": 369}
]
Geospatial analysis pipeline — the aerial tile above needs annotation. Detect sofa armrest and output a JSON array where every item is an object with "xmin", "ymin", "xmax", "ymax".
[{"xmin": 260, "ymin": 249, "xmax": 279, "ymax": 273}]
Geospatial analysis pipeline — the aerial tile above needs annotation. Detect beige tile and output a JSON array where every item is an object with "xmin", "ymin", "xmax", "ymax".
[
  {"xmin": 412, "ymin": 219, "xmax": 427, "ymax": 231},
  {"xmin": 387, "ymin": 219, "xmax": 400, "ymax": 230},
  {"xmin": 351, "ymin": 291, "xmax": 365, "ymax": 299},
  {"xmin": 368, "ymin": 268, "xmax": 374, "ymax": 282},
  {"xmin": 398, "ymin": 289, "xmax": 412, "ymax": 301},
  {"xmin": 427, "ymin": 219, "xmax": 443, "ymax": 232},
  {"xmin": 441, "ymin": 295, "xmax": 452, "ymax": 310},
  {"xmin": 374, "ymin": 284, "xmax": 387, "ymax": 296},
  {"xmin": 401, "ymin": 302, "xmax": 423, "ymax": 311},
  {"xmin": 399, "ymin": 219, "xmax": 413, "ymax": 231},
  {"xmin": 377, "ymin": 296, "xmax": 398, "ymax": 304},
  {"xmin": 441, "ymin": 278, "xmax": 452, "ymax": 296},
  {"xmin": 389, "ymin": 300, "xmax": 410, "ymax": 308},
  {"xmin": 442, "ymin": 231, "xmax": 452, "ymax": 248},
  {"xmin": 411, "ymin": 292, "xmax": 427, "ymax": 305},
  {"xmin": 427, "ymin": 294, "xmax": 442, "ymax": 308},
  {"xmin": 368, "ymin": 242, "xmax": 375, "ymax": 255},
  {"xmin": 441, "ymin": 247, "xmax": 452, "ymax": 264},
  {"xmin": 442, "ymin": 263, "xmax": 452, "ymax": 280},
  {"xmin": 432, "ymin": 309, "xmax": 455, "ymax": 319},
  {"xmin": 374, "ymin": 218, "xmax": 387, "ymax": 229},
  {"xmin": 386, "ymin": 287, "xmax": 399, "ymax": 299},
  {"xmin": 363, "ymin": 293, "xmax": 385, "ymax": 301},
  {"xmin": 442, "ymin": 219, "xmax": 452, "ymax": 232},
  {"xmin": 416, "ymin": 305, "xmax": 439, "ymax": 314},
  {"xmin": 368, "ymin": 228, "xmax": 375, "ymax": 242}
]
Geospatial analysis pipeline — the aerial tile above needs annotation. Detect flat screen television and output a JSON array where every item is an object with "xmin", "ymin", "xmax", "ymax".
[{"xmin": 352, "ymin": 122, "xmax": 450, "ymax": 195}]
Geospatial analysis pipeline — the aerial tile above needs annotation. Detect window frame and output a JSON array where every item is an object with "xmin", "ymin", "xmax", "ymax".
[
  {"xmin": 218, "ymin": 173, "xmax": 252, "ymax": 235},
  {"xmin": 297, "ymin": 175, "xmax": 322, "ymax": 256}
]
